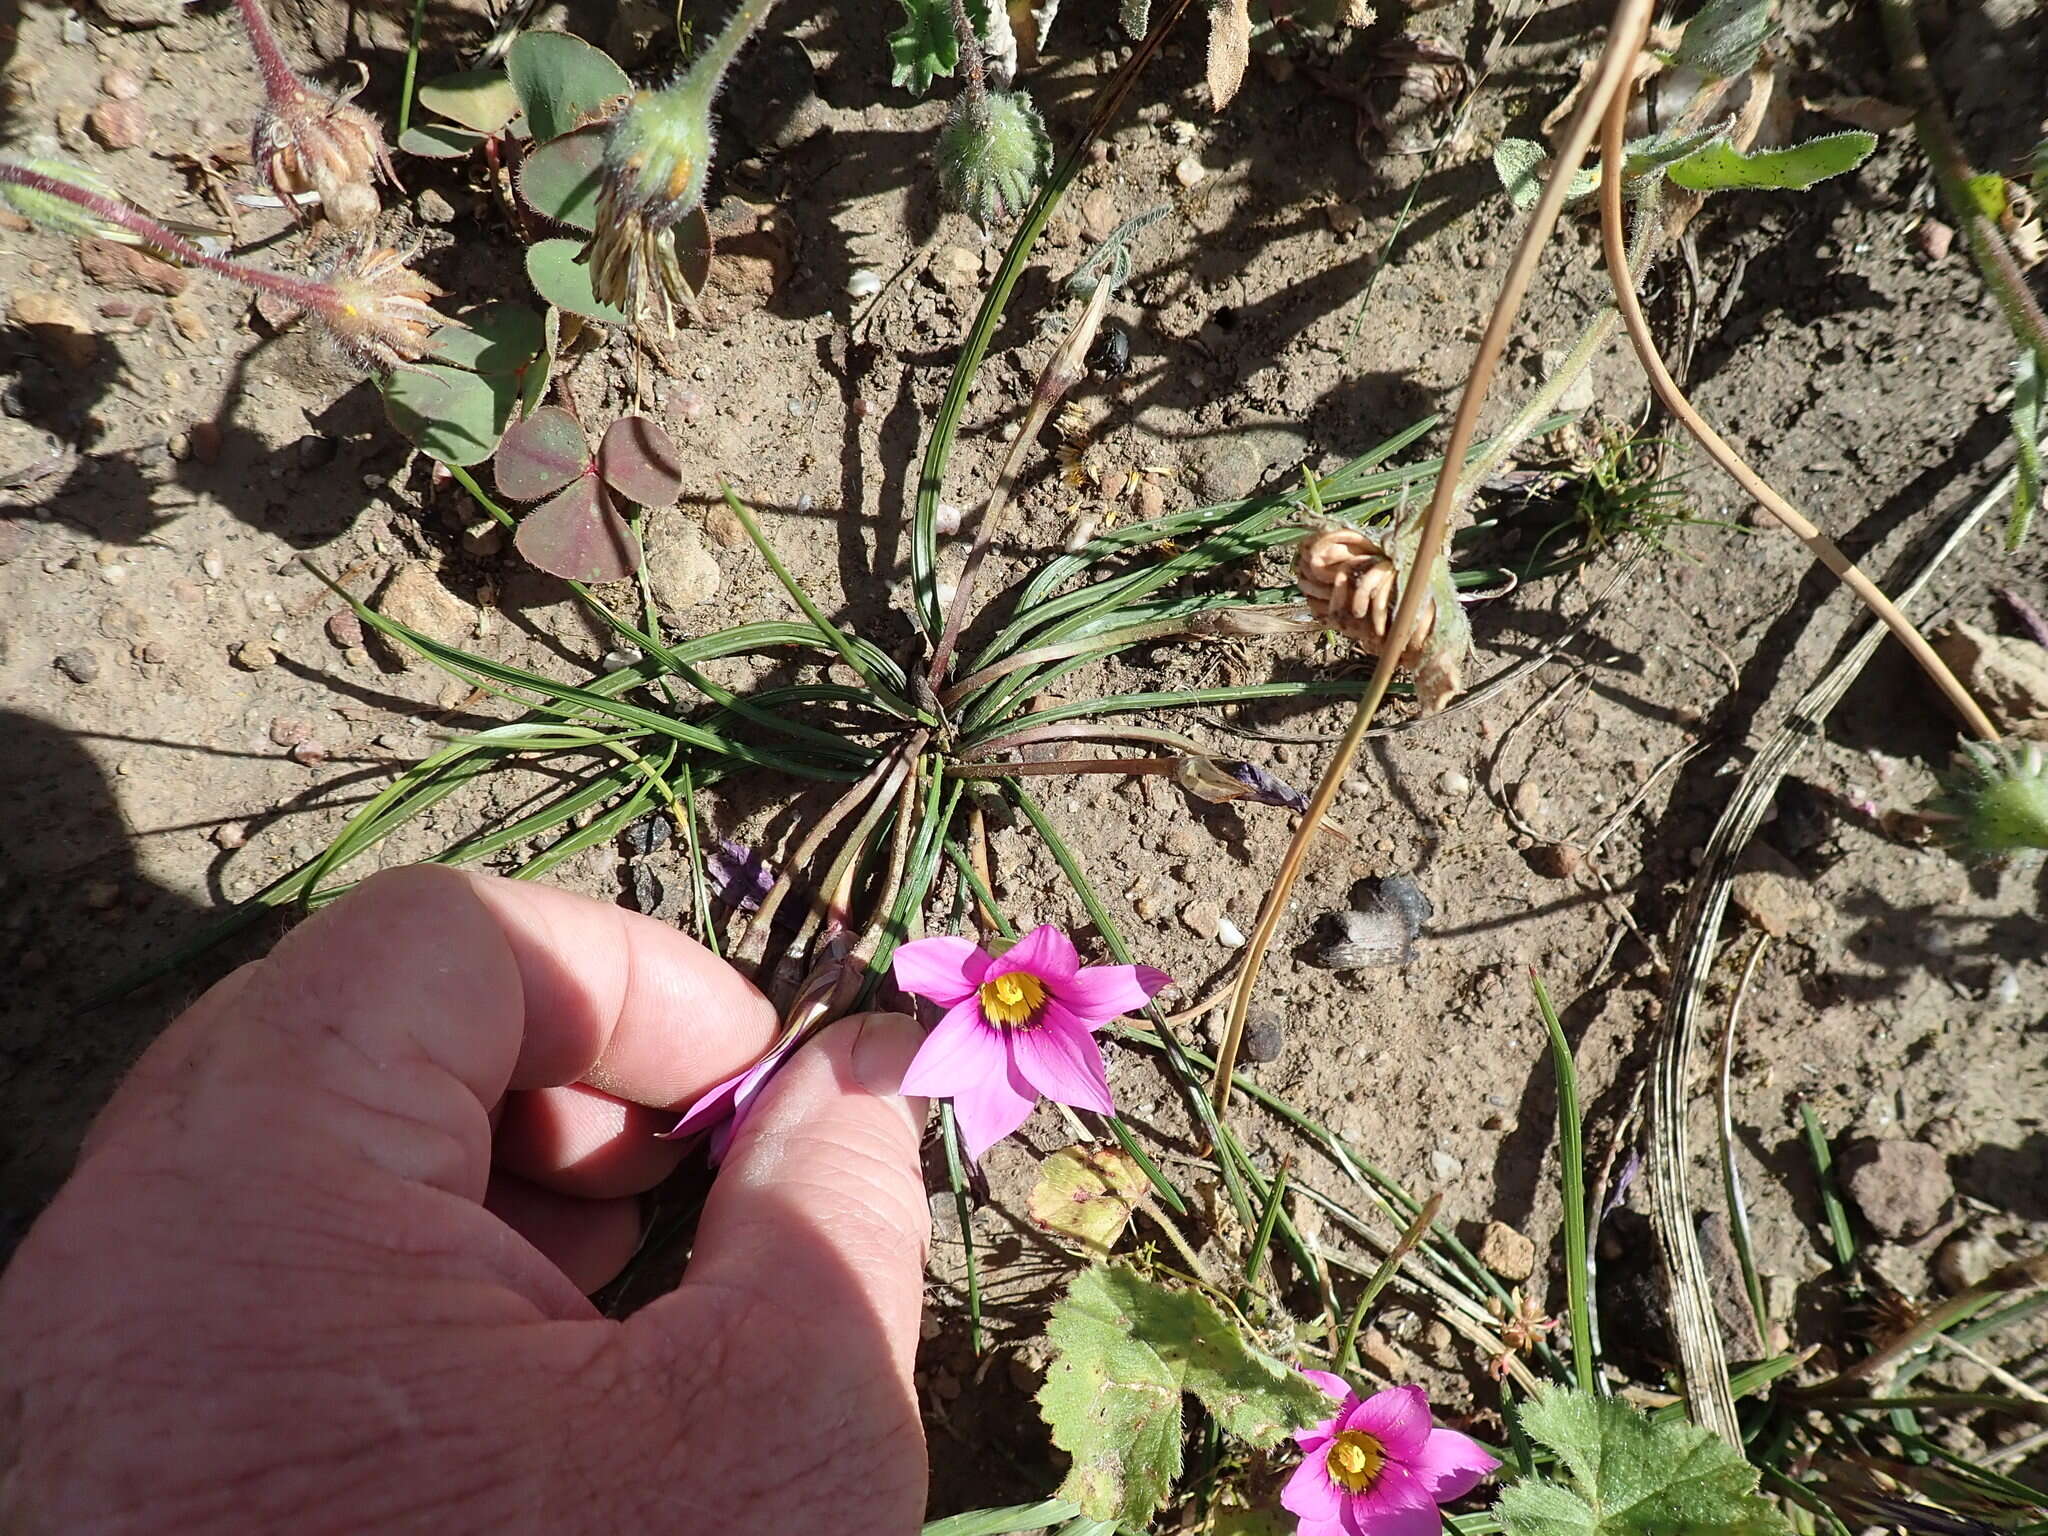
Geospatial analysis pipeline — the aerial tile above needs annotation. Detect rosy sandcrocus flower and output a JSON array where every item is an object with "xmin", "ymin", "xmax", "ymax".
[
  {"xmin": 891, "ymin": 925, "xmax": 1170, "ymax": 1161},
  {"xmin": 1284, "ymin": 1376, "xmax": 1497, "ymax": 1536}
]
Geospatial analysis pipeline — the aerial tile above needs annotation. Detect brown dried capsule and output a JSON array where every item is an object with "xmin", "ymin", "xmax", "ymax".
[
  {"xmin": 1294, "ymin": 525, "xmax": 1437, "ymax": 666},
  {"xmin": 236, "ymin": 0, "xmax": 395, "ymax": 229}
]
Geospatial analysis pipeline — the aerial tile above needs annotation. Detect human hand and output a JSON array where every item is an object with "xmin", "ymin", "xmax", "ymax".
[{"xmin": 0, "ymin": 866, "xmax": 932, "ymax": 1534}]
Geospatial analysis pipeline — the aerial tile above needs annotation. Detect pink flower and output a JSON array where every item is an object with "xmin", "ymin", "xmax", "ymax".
[
  {"xmin": 659, "ymin": 1028, "xmax": 803, "ymax": 1164},
  {"xmin": 1283, "ymin": 1377, "xmax": 1498, "ymax": 1536},
  {"xmin": 892, "ymin": 926, "xmax": 1170, "ymax": 1161}
]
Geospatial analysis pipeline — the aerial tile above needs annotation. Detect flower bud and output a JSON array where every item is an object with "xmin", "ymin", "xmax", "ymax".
[
  {"xmin": 0, "ymin": 157, "xmax": 144, "ymax": 245},
  {"xmin": 935, "ymin": 88, "xmax": 1050, "ymax": 227},
  {"xmin": 1933, "ymin": 738, "xmax": 2048, "ymax": 862}
]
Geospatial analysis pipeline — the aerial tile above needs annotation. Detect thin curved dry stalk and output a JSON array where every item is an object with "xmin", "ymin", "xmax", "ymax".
[
  {"xmin": 1655, "ymin": 442, "xmax": 2024, "ymax": 1442},
  {"xmin": 1595, "ymin": 66, "xmax": 1999, "ymax": 743},
  {"xmin": 1211, "ymin": 0, "xmax": 1660, "ymax": 1114}
]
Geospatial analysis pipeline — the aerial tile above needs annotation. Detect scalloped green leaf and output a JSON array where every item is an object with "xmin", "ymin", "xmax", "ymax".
[
  {"xmin": 398, "ymin": 121, "xmax": 485, "ymax": 158},
  {"xmin": 505, "ymin": 32, "xmax": 631, "ymax": 144},
  {"xmin": 889, "ymin": 0, "xmax": 961, "ymax": 94},
  {"xmin": 526, "ymin": 237, "xmax": 629, "ymax": 326},
  {"xmin": 1665, "ymin": 131, "xmax": 1877, "ymax": 192},
  {"xmin": 417, "ymin": 68, "xmax": 519, "ymax": 134},
  {"xmin": 1493, "ymin": 138, "xmax": 1597, "ymax": 211},
  {"xmin": 380, "ymin": 364, "xmax": 513, "ymax": 466},
  {"xmin": 1495, "ymin": 1389, "xmax": 1792, "ymax": 1536},
  {"xmin": 519, "ymin": 125, "xmax": 606, "ymax": 231},
  {"xmin": 1037, "ymin": 1265, "xmax": 1328, "ymax": 1525}
]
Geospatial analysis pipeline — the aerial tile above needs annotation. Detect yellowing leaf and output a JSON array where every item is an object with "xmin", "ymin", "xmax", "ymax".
[
  {"xmin": 1206, "ymin": 0, "xmax": 1251, "ymax": 112},
  {"xmin": 1038, "ymin": 1265, "xmax": 1329, "ymax": 1525},
  {"xmin": 1029, "ymin": 1146, "xmax": 1148, "ymax": 1254}
]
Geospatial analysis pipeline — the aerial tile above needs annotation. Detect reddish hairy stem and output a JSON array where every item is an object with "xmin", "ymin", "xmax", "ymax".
[
  {"xmin": 0, "ymin": 163, "xmax": 337, "ymax": 311},
  {"xmin": 232, "ymin": 0, "xmax": 304, "ymax": 106}
]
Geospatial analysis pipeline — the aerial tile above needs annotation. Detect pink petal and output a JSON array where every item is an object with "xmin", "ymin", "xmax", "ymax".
[
  {"xmin": 900, "ymin": 998, "xmax": 1003, "ymax": 1099},
  {"xmin": 658, "ymin": 1067, "xmax": 742, "ymax": 1141},
  {"xmin": 987, "ymin": 923, "xmax": 1080, "ymax": 984},
  {"xmin": 1053, "ymin": 962, "xmax": 1173, "ymax": 1027},
  {"xmin": 1344, "ymin": 1462, "xmax": 1441, "ymax": 1536},
  {"xmin": 1007, "ymin": 1002, "xmax": 1114, "ymax": 1115},
  {"xmin": 1339, "ymin": 1384, "xmax": 1432, "ymax": 1461},
  {"xmin": 1295, "ymin": 1427, "xmax": 1337, "ymax": 1452},
  {"xmin": 1407, "ymin": 1427, "xmax": 1499, "ymax": 1503},
  {"xmin": 949, "ymin": 1059, "xmax": 1038, "ymax": 1161},
  {"xmin": 1300, "ymin": 1369, "xmax": 1355, "ymax": 1411},
  {"xmin": 892, "ymin": 936, "xmax": 990, "ymax": 1006},
  {"xmin": 1281, "ymin": 1455, "xmax": 1345, "ymax": 1525}
]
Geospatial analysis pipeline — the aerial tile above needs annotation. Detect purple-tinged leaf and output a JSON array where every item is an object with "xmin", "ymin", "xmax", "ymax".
[
  {"xmin": 1228, "ymin": 759, "xmax": 1309, "ymax": 813},
  {"xmin": 512, "ymin": 475, "xmax": 640, "ymax": 582},
  {"xmin": 495, "ymin": 404, "xmax": 588, "ymax": 502},
  {"xmin": 706, "ymin": 837, "xmax": 777, "ymax": 912},
  {"xmin": 598, "ymin": 415, "xmax": 682, "ymax": 507}
]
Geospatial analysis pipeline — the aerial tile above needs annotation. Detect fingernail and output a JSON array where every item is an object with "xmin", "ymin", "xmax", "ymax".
[{"xmin": 850, "ymin": 1011, "xmax": 924, "ymax": 1098}]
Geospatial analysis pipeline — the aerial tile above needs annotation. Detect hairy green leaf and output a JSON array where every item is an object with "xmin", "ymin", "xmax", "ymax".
[
  {"xmin": 505, "ymin": 32, "xmax": 631, "ymax": 143},
  {"xmin": 519, "ymin": 125, "xmax": 606, "ymax": 231},
  {"xmin": 2010, "ymin": 348, "xmax": 2042, "ymax": 550},
  {"xmin": 1495, "ymin": 1389, "xmax": 1792, "ymax": 1536},
  {"xmin": 1038, "ymin": 1265, "xmax": 1328, "ymax": 1524},
  {"xmin": 380, "ymin": 364, "xmax": 513, "ymax": 466},
  {"xmin": 527, "ymin": 237, "xmax": 630, "ymax": 326},
  {"xmin": 1670, "ymin": 0, "xmax": 1776, "ymax": 80},
  {"xmin": 1665, "ymin": 131, "xmax": 1876, "ymax": 192},
  {"xmin": 1493, "ymin": 138, "xmax": 1597, "ymax": 210},
  {"xmin": 417, "ymin": 68, "xmax": 520, "ymax": 134}
]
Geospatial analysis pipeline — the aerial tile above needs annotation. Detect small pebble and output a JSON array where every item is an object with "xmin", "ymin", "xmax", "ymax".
[
  {"xmin": 673, "ymin": 389, "xmax": 707, "ymax": 422},
  {"xmin": 54, "ymin": 647, "xmax": 101, "ymax": 684},
  {"xmin": 845, "ymin": 268, "xmax": 882, "ymax": 301},
  {"xmin": 1173, "ymin": 154, "xmax": 1206, "ymax": 188},
  {"xmin": 1988, "ymin": 962, "xmax": 2020, "ymax": 1007},
  {"xmin": 621, "ymin": 814, "xmax": 673, "ymax": 856},
  {"xmin": 1181, "ymin": 899, "xmax": 1221, "ymax": 941},
  {"xmin": 100, "ymin": 67, "xmax": 144, "ymax": 100},
  {"xmin": 211, "ymin": 822, "xmax": 248, "ymax": 849},
  {"xmin": 1427, "ymin": 1149, "xmax": 1463, "ymax": 1183},
  {"xmin": 231, "ymin": 639, "xmax": 276, "ymax": 670},
  {"xmin": 601, "ymin": 647, "xmax": 641, "ymax": 671},
  {"xmin": 1214, "ymin": 915, "xmax": 1246, "ymax": 948},
  {"xmin": 268, "ymin": 717, "xmax": 314, "ymax": 748},
  {"xmin": 933, "ymin": 501, "xmax": 963, "ymax": 536},
  {"xmin": 84, "ymin": 880, "xmax": 121, "ymax": 911},
  {"xmin": 1241, "ymin": 1012, "xmax": 1285, "ymax": 1063},
  {"xmin": 87, "ymin": 100, "xmax": 148, "ymax": 150},
  {"xmin": 325, "ymin": 610, "xmax": 364, "ymax": 648},
  {"xmin": 288, "ymin": 741, "xmax": 328, "ymax": 766},
  {"xmin": 1437, "ymin": 769, "xmax": 1470, "ymax": 796},
  {"xmin": 1526, "ymin": 842, "xmax": 1583, "ymax": 880},
  {"xmin": 200, "ymin": 549, "xmax": 224, "ymax": 579},
  {"xmin": 99, "ymin": 564, "xmax": 126, "ymax": 586}
]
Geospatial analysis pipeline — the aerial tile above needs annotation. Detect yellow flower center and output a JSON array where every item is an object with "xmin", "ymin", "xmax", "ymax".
[
  {"xmin": 978, "ymin": 970, "xmax": 1047, "ymax": 1029},
  {"xmin": 1325, "ymin": 1430, "xmax": 1385, "ymax": 1494}
]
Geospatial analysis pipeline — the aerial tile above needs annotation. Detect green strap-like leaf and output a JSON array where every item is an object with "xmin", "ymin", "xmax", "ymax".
[
  {"xmin": 1665, "ymin": 131, "xmax": 1877, "ymax": 192},
  {"xmin": 2009, "ymin": 348, "xmax": 2043, "ymax": 550}
]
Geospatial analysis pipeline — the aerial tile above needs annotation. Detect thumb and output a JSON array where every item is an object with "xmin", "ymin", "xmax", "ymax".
[{"xmin": 624, "ymin": 1012, "xmax": 932, "ymax": 1530}]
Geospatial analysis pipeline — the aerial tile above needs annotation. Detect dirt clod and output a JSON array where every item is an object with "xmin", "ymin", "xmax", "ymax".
[
  {"xmin": 230, "ymin": 639, "xmax": 276, "ymax": 670},
  {"xmin": 87, "ymin": 100, "xmax": 148, "ymax": 149},
  {"xmin": 646, "ymin": 523, "xmax": 722, "ymax": 613},
  {"xmin": 370, "ymin": 564, "xmax": 472, "ymax": 670},
  {"xmin": 1840, "ymin": 1137, "xmax": 1953, "ymax": 1241},
  {"xmin": 1477, "ymin": 1219, "xmax": 1536, "ymax": 1281},
  {"xmin": 10, "ymin": 292, "xmax": 98, "ymax": 369},
  {"xmin": 79, "ymin": 238, "xmax": 191, "ymax": 297},
  {"xmin": 54, "ymin": 647, "xmax": 102, "ymax": 684},
  {"xmin": 1931, "ymin": 621, "xmax": 2048, "ymax": 739},
  {"xmin": 1241, "ymin": 1012, "xmax": 1285, "ymax": 1063},
  {"xmin": 1525, "ymin": 842, "xmax": 1582, "ymax": 880}
]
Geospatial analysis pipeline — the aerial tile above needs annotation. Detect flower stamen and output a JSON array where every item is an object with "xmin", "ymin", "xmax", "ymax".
[
  {"xmin": 977, "ymin": 971, "xmax": 1046, "ymax": 1029},
  {"xmin": 1325, "ymin": 1429, "xmax": 1385, "ymax": 1494}
]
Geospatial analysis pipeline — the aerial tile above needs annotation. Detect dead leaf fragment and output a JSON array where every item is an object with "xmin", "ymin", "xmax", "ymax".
[
  {"xmin": 1206, "ymin": 0, "xmax": 1252, "ymax": 112},
  {"xmin": 1801, "ymin": 94, "xmax": 1915, "ymax": 133},
  {"xmin": 1931, "ymin": 622, "xmax": 2048, "ymax": 740}
]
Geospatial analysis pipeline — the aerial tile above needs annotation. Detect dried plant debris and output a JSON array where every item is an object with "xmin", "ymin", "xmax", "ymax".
[{"xmin": 1307, "ymin": 875, "xmax": 1433, "ymax": 969}]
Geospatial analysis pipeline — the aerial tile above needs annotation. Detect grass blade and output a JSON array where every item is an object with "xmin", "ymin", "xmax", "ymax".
[{"xmin": 1535, "ymin": 973, "xmax": 1599, "ymax": 1393}]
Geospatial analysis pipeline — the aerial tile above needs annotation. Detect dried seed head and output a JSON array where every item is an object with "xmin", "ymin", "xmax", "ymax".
[
  {"xmin": 935, "ymin": 88, "xmax": 1051, "ymax": 227},
  {"xmin": 587, "ymin": 84, "xmax": 715, "ymax": 329},
  {"xmin": 253, "ymin": 78, "xmax": 395, "ymax": 230},
  {"xmin": 308, "ymin": 243, "xmax": 456, "ymax": 372},
  {"xmin": 1306, "ymin": 874, "xmax": 1432, "ymax": 970},
  {"xmin": 1294, "ymin": 524, "xmax": 1439, "ymax": 665}
]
